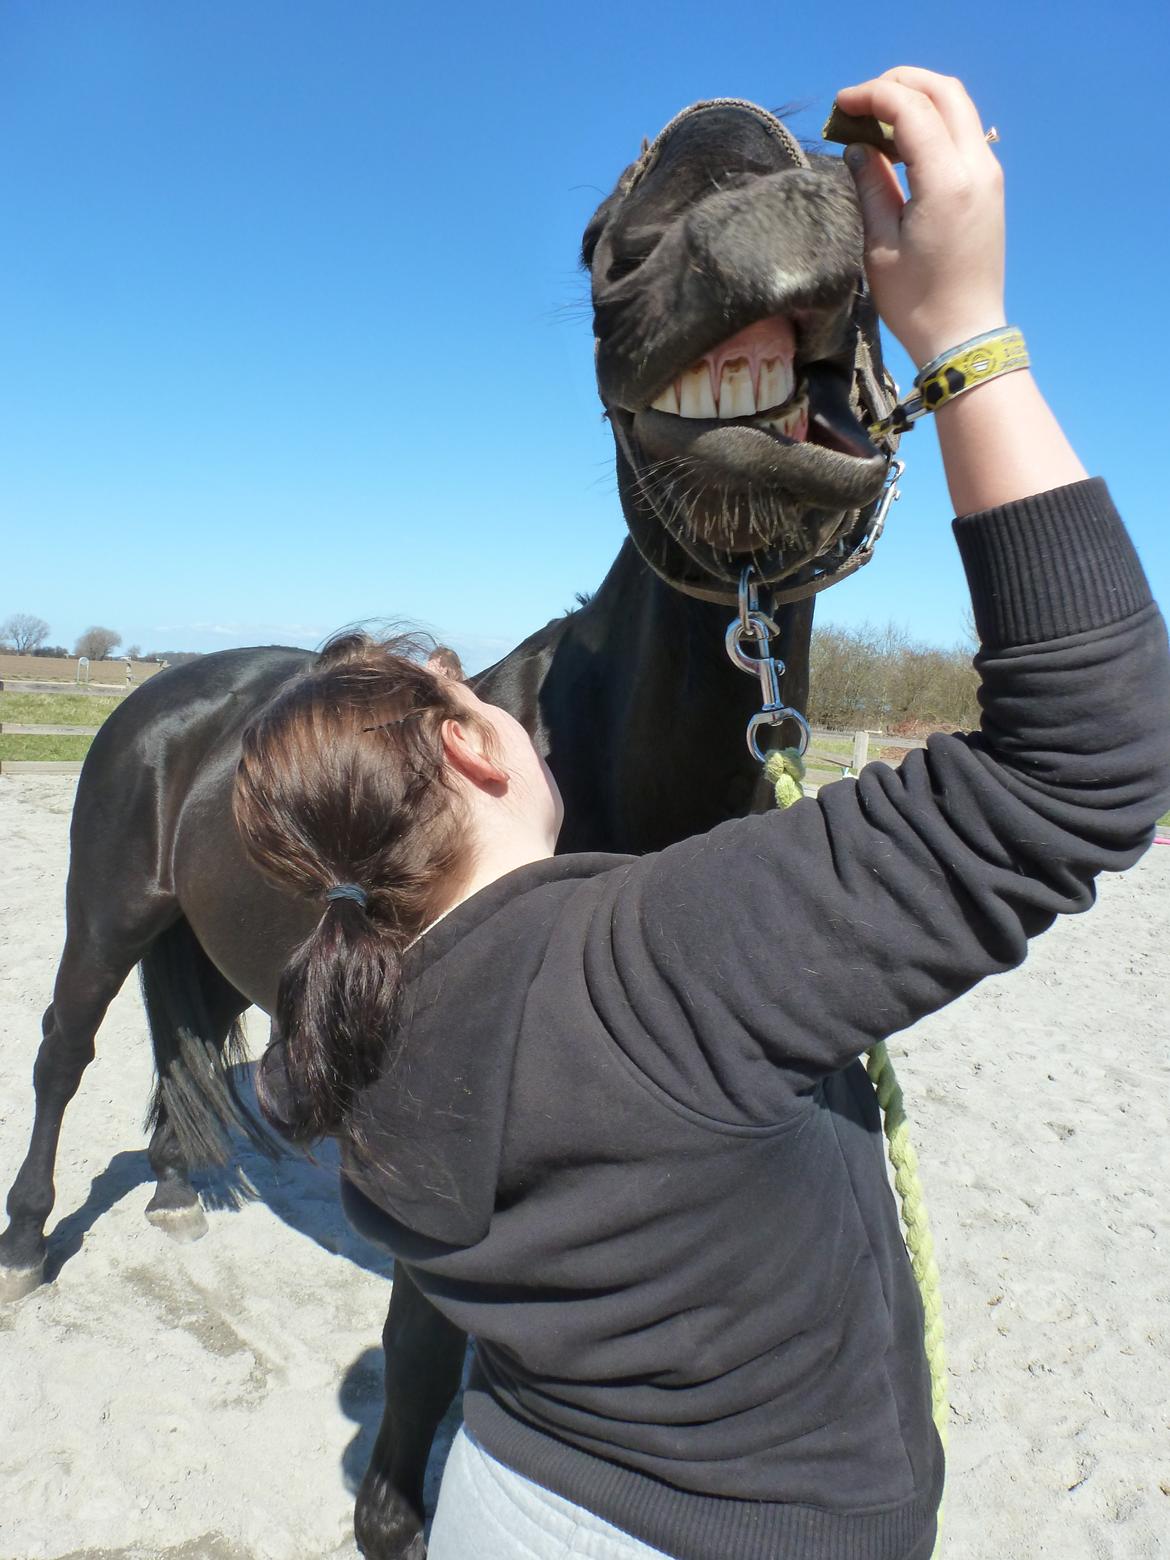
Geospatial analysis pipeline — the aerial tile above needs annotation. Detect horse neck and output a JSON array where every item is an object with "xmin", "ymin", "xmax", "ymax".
[{"xmin": 555, "ymin": 540, "xmax": 814, "ymax": 852}]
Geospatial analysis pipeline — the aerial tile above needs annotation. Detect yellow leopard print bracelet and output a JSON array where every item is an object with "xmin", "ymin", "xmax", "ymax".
[{"xmin": 870, "ymin": 326, "xmax": 1030, "ymax": 440}]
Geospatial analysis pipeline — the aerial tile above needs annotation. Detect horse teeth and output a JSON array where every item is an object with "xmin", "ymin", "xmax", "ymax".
[
  {"xmin": 717, "ymin": 359, "xmax": 755, "ymax": 418},
  {"xmin": 650, "ymin": 382, "xmax": 680, "ymax": 414},
  {"xmin": 759, "ymin": 392, "xmax": 809, "ymax": 441},
  {"xmin": 678, "ymin": 365, "xmax": 717, "ymax": 418},
  {"xmin": 758, "ymin": 357, "xmax": 795, "ymax": 412},
  {"xmin": 650, "ymin": 363, "xmax": 804, "ymax": 430}
]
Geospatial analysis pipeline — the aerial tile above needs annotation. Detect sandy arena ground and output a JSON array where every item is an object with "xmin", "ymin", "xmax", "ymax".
[{"xmin": 1, "ymin": 775, "xmax": 1167, "ymax": 1560}]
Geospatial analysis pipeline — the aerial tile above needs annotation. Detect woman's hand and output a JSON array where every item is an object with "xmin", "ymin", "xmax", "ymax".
[
  {"xmin": 834, "ymin": 66, "xmax": 1085, "ymax": 515},
  {"xmin": 834, "ymin": 68, "xmax": 1006, "ymax": 368}
]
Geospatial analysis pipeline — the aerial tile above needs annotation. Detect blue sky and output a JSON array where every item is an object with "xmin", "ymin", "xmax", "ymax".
[{"xmin": 2, "ymin": 0, "xmax": 1167, "ymax": 671}]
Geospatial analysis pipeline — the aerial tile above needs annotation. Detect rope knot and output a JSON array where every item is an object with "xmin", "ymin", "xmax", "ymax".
[{"xmin": 764, "ymin": 747, "xmax": 806, "ymax": 809}]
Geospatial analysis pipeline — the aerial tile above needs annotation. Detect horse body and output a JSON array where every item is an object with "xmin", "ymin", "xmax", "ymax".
[{"xmin": 1, "ymin": 97, "xmax": 898, "ymax": 1559}]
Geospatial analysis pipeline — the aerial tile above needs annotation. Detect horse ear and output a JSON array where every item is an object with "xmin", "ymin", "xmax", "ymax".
[{"xmin": 640, "ymin": 135, "xmax": 650, "ymax": 154}]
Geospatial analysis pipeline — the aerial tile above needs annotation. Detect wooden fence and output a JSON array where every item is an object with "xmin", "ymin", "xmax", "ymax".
[
  {"xmin": 1, "ymin": 724, "xmax": 101, "ymax": 736},
  {"xmin": 0, "ymin": 686, "xmax": 926, "ymax": 780},
  {"xmin": 804, "ymin": 727, "xmax": 925, "ymax": 783},
  {"xmin": 0, "ymin": 679, "xmax": 129, "ymax": 696},
  {"xmin": 0, "ymin": 678, "xmax": 125, "ymax": 775}
]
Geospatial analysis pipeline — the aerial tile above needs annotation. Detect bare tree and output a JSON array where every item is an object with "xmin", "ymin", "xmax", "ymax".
[
  {"xmin": 126, "ymin": 643, "xmax": 142, "ymax": 660},
  {"xmin": 1, "ymin": 613, "xmax": 51, "ymax": 653},
  {"xmin": 144, "ymin": 649, "xmax": 201, "ymax": 665},
  {"xmin": 959, "ymin": 606, "xmax": 978, "ymax": 653},
  {"xmin": 74, "ymin": 626, "xmax": 121, "ymax": 661},
  {"xmin": 807, "ymin": 620, "xmax": 979, "ymax": 733}
]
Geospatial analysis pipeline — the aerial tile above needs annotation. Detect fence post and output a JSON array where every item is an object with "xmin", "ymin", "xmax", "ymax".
[{"xmin": 851, "ymin": 729, "xmax": 870, "ymax": 775}]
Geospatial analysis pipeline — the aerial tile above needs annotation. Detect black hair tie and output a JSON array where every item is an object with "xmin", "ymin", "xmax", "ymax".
[{"xmin": 325, "ymin": 883, "xmax": 368, "ymax": 909}]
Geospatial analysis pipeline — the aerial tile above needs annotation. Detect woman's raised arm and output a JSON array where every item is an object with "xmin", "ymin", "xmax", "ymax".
[
  {"xmin": 578, "ymin": 72, "xmax": 1169, "ymax": 1123},
  {"xmin": 836, "ymin": 67, "xmax": 1086, "ymax": 514}
]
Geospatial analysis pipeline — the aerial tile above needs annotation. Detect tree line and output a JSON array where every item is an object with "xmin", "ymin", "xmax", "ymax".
[
  {"xmin": 0, "ymin": 613, "xmax": 200, "ymax": 665},
  {"xmin": 806, "ymin": 621, "xmax": 980, "ymax": 733},
  {"xmin": 4, "ymin": 609, "xmax": 981, "ymax": 730}
]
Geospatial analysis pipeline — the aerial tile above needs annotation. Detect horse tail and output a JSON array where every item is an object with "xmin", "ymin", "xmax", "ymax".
[{"xmin": 139, "ymin": 917, "xmax": 282, "ymax": 1165}]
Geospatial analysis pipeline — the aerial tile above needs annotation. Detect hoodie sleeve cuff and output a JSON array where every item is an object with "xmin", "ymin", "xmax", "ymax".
[{"xmin": 952, "ymin": 477, "xmax": 1152, "ymax": 650}]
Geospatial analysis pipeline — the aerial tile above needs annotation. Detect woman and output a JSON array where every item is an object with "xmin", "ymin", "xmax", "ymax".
[{"xmin": 233, "ymin": 69, "xmax": 1169, "ymax": 1560}]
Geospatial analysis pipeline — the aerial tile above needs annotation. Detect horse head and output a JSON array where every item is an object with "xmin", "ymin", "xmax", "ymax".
[{"xmin": 585, "ymin": 98, "xmax": 901, "ymax": 604}]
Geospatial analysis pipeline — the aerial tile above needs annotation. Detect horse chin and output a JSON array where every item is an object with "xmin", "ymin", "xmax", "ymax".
[
  {"xmin": 630, "ymin": 405, "xmax": 887, "ymax": 503},
  {"xmin": 615, "ymin": 404, "xmax": 889, "ymax": 574},
  {"xmin": 684, "ymin": 491, "xmax": 845, "ymax": 560}
]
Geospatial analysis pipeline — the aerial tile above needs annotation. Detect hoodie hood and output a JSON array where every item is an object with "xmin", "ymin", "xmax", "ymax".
[{"xmin": 307, "ymin": 852, "xmax": 630, "ymax": 1248}]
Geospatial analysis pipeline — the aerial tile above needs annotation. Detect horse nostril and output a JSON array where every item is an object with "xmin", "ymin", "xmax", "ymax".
[{"xmin": 606, "ymin": 253, "xmax": 651, "ymax": 284}]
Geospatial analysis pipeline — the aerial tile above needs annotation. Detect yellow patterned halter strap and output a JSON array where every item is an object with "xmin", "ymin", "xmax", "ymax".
[{"xmin": 870, "ymin": 326, "xmax": 1030, "ymax": 440}]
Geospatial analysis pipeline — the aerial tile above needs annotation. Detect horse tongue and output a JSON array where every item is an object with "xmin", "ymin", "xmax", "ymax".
[{"xmin": 698, "ymin": 316, "xmax": 797, "ymax": 411}]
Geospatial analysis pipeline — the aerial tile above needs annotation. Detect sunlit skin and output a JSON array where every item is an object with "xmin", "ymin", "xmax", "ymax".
[
  {"xmin": 437, "ymin": 681, "xmax": 563, "ymax": 913},
  {"xmin": 835, "ymin": 68, "xmax": 1085, "ymax": 513}
]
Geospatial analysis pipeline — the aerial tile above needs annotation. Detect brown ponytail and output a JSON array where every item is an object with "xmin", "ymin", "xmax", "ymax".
[{"xmin": 232, "ymin": 631, "xmax": 487, "ymax": 1142}]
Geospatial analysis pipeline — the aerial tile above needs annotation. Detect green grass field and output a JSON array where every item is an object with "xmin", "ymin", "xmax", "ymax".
[
  {"xmin": 0, "ymin": 691, "xmax": 123, "ymax": 727},
  {"xmin": 1, "ymin": 688, "xmax": 1167, "ymax": 826},
  {"xmin": 0, "ymin": 691, "xmax": 123, "ymax": 761},
  {"xmin": 0, "ymin": 733, "xmax": 94, "ymax": 761},
  {"xmin": 802, "ymin": 734, "xmax": 882, "ymax": 790}
]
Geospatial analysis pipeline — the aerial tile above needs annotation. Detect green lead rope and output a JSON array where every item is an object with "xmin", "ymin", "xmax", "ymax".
[
  {"xmin": 763, "ymin": 747, "xmax": 806, "ymax": 809},
  {"xmin": 764, "ymin": 749, "xmax": 949, "ymax": 1546}
]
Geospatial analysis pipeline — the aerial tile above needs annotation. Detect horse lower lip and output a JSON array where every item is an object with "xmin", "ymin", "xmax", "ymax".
[{"xmin": 629, "ymin": 412, "xmax": 888, "ymax": 510}]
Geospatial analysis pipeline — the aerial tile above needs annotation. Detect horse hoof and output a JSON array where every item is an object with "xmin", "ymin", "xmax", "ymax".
[
  {"xmin": 0, "ymin": 1260, "xmax": 45, "ymax": 1303},
  {"xmin": 145, "ymin": 1203, "xmax": 209, "ymax": 1243},
  {"xmin": 353, "ymin": 1481, "xmax": 428, "ymax": 1560}
]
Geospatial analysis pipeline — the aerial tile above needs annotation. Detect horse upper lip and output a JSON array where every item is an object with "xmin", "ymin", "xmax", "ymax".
[
  {"xmin": 604, "ymin": 294, "xmax": 857, "ymax": 421},
  {"xmin": 647, "ymin": 315, "xmax": 799, "ymax": 419}
]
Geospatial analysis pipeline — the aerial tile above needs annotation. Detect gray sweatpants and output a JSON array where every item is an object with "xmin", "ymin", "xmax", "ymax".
[
  {"xmin": 427, "ymin": 1428, "xmax": 673, "ymax": 1559},
  {"xmin": 428, "ymin": 1427, "xmax": 939, "ymax": 1559}
]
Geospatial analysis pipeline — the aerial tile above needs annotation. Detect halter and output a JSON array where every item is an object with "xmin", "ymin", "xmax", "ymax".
[
  {"xmin": 721, "ymin": 453, "xmax": 900, "ymax": 764},
  {"xmin": 620, "ymin": 98, "xmax": 809, "ymax": 196},
  {"xmin": 615, "ymin": 315, "xmax": 905, "ymax": 610},
  {"xmin": 613, "ymin": 97, "xmax": 905, "ymax": 610},
  {"xmin": 627, "ymin": 452, "xmax": 905, "ymax": 610},
  {"xmin": 613, "ymin": 96, "xmax": 908, "ymax": 749}
]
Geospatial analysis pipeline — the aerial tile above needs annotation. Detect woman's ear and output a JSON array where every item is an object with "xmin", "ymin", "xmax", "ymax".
[{"xmin": 440, "ymin": 718, "xmax": 507, "ymax": 790}]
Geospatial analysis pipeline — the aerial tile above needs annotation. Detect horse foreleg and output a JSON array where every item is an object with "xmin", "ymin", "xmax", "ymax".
[{"xmin": 354, "ymin": 1265, "xmax": 467, "ymax": 1560}]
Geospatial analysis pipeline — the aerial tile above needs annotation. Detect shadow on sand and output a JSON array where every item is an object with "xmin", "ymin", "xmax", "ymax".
[
  {"xmin": 45, "ymin": 1058, "xmax": 395, "ymax": 1285},
  {"xmin": 338, "ymin": 1344, "xmax": 465, "ymax": 1528},
  {"xmin": 43, "ymin": 1148, "xmax": 155, "ymax": 1283},
  {"xmin": 42, "ymin": 1054, "xmax": 465, "ymax": 1520}
]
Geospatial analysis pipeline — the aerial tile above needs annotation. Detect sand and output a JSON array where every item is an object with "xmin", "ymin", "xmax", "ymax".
[{"xmin": 1, "ymin": 775, "xmax": 1167, "ymax": 1560}]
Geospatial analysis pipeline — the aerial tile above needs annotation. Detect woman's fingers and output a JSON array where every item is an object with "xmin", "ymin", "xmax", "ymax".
[
  {"xmin": 845, "ymin": 143, "xmax": 904, "ymax": 253},
  {"xmin": 876, "ymin": 66, "xmax": 988, "ymax": 154},
  {"xmin": 834, "ymin": 77, "xmax": 964, "ymax": 201},
  {"xmin": 832, "ymin": 67, "xmax": 1006, "ymax": 366}
]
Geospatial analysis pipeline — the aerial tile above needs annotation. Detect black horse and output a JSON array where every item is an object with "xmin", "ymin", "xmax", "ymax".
[{"xmin": 1, "ymin": 100, "xmax": 900, "ymax": 1558}]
